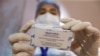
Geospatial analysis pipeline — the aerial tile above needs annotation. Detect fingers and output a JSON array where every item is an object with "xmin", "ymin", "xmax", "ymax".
[
  {"xmin": 61, "ymin": 18, "xmax": 75, "ymax": 23},
  {"xmin": 19, "ymin": 20, "xmax": 35, "ymax": 33},
  {"xmin": 13, "ymin": 43, "xmax": 34, "ymax": 54},
  {"xmin": 9, "ymin": 33, "xmax": 35, "ymax": 56},
  {"xmin": 9, "ymin": 20, "xmax": 35, "ymax": 44},
  {"xmin": 61, "ymin": 18, "xmax": 100, "ymax": 39},
  {"xmin": 61, "ymin": 18, "xmax": 100, "ymax": 55},
  {"xmin": 85, "ymin": 26, "xmax": 100, "ymax": 40},
  {"xmin": 9, "ymin": 20, "xmax": 35, "ymax": 56},
  {"xmin": 62, "ymin": 20, "xmax": 81, "ymax": 30},
  {"xmin": 9, "ymin": 33, "xmax": 31, "ymax": 45},
  {"xmin": 14, "ymin": 52, "xmax": 31, "ymax": 56},
  {"xmin": 61, "ymin": 18, "xmax": 91, "ymax": 32},
  {"xmin": 71, "ymin": 22, "xmax": 91, "ymax": 31}
]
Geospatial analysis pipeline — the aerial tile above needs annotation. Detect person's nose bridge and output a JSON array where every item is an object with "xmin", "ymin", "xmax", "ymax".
[{"xmin": 45, "ymin": 12, "xmax": 50, "ymax": 18}]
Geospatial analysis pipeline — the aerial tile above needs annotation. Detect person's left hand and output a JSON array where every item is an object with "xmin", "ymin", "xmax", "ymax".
[
  {"xmin": 61, "ymin": 18, "xmax": 100, "ymax": 56},
  {"xmin": 9, "ymin": 20, "xmax": 36, "ymax": 56}
]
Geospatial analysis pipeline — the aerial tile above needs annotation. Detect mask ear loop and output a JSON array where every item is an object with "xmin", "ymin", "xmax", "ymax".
[{"xmin": 40, "ymin": 47, "xmax": 49, "ymax": 56}]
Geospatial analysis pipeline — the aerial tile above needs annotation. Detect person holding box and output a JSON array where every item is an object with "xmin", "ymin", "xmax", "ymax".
[{"xmin": 9, "ymin": 1, "xmax": 100, "ymax": 56}]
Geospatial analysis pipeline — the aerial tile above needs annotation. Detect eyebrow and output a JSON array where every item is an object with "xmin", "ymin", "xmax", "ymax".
[
  {"xmin": 39, "ymin": 8, "xmax": 46, "ymax": 11},
  {"xmin": 50, "ymin": 8, "xmax": 56, "ymax": 11}
]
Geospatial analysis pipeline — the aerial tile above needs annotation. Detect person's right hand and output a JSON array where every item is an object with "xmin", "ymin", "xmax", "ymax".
[{"xmin": 9, "ymin": 20, "xmax": 35, "ymax": 56}]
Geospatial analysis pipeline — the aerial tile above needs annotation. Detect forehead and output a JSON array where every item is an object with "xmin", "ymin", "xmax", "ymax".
[{"xmin": 40, "ymin": 4, "xmax": 57, "ymax": 10}]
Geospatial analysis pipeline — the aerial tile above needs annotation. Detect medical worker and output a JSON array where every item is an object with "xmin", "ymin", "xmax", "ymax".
[{"xmin": 9, "ymin": 1, "xmax": 100, "ymax": 56}]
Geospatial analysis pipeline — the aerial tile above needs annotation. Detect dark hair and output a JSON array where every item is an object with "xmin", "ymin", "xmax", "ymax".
[{"xmin": 35, "ymin": 1, "xmax": 60, "ymax": 18}]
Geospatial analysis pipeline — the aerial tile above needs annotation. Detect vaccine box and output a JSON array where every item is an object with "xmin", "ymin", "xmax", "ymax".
[{"xmin": 32, "ymin": 24, "xmax": 74, "ymax": 50}]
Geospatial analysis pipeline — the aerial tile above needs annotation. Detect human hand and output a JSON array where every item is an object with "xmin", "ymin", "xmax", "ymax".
[
  {"xmin": 61, "ymin": 18, "xmax": 100, "ymax": 56},
  {"xmin": 9, "ymin": 20, "xmax": 35, "ymax": 56}
]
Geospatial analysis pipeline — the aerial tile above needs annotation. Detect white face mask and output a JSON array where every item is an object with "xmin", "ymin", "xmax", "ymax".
[{"xmin": 35, "ymin": 13, "xmax": 60, "ymax": 26}]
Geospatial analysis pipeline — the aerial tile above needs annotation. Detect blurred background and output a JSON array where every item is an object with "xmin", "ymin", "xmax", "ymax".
[{"xmin": 0, "ymin": 0, "xmax": 100, "ymax": 56}]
